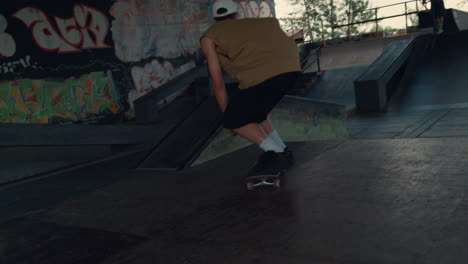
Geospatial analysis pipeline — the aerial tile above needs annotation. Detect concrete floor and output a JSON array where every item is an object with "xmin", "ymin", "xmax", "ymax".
[
  {"xmin": 2, "ymin": 132, "xmax": 468, "ymax": 263},
  {"xmin": 3, "ymin": 30, "xmax": 468, "ymax": 264}
]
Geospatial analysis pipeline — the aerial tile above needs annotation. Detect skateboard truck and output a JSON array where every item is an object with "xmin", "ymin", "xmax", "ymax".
[{"xmin": 246, "ymin": 173, "xmax": 281, "ymax": 191}]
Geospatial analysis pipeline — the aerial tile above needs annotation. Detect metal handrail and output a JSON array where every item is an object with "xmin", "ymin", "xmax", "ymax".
[
  {"xmin": 332, "ymin": 0, "xmax": 430, "ymax": 32},
  {"xmin": 332, "ymin": 11, "xmax": 420, "ymax": 28},
  {"xmin": 346, "ymin": 0, "xmax": 428, "ymax": 16},
  {"xmin": 280, "ymin": 0, "xmax": 431, "ymax": 45}
]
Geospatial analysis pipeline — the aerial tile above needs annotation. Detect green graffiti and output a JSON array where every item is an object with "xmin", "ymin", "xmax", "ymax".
[{"xmin": 0, "ymin": 71, "xmax": 122, "ymax": 124}]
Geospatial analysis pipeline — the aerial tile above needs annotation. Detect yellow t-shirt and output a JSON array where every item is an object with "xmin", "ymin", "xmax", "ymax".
[{"xmin": 202, "ymin": 18, "xmax": 301, "ymax": 90}]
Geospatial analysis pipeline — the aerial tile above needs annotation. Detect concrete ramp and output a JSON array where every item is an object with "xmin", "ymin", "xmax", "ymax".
[
  {"xmin": 393, "ymin": 29, "xmax": 468, "ymax": 111},
  {"xmin": 305, "ymin": 33, "xmax": 422, "ymax": 72},
  {"xmin": 190, "ymin": 96, "xmax": 348, "ymax": 167},
  {"xmin": 305, "ymin": 66, "xmax": 367, "ymax": 111},
  {"xmin": 445, "ymin": 9, "xmax": 468, "ymax": 32}
]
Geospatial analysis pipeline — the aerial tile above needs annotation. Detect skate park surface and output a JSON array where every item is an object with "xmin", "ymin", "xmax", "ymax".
[{"xmin": 3, "ymin": 12, "xmax": 468, "ymax": 264}]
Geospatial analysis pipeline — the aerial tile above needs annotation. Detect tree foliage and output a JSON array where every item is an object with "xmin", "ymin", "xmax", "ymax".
[
  {"xmin": 407, "ymin": 8, "xmax": 420, "ymax": 27},
  {"xmin": 280, "ymin": 0, "xmax": 373, "ymax": 41}
]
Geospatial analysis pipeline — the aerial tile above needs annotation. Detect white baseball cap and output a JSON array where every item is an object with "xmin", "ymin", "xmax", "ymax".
[{"xmin": 212, "ymin": 0, "xmax": 239, "ymax": 18}]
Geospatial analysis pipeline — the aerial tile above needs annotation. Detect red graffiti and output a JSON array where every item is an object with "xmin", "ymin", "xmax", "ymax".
[
  {"xmin": 13, "ymin": 5, "xmax": 111, "ymax": 54},
  {"xmin": 53, "ymin": 95, "xmax": 62, "ymax": 105},
  {"xmin": 26, "ymin": 96, "xmax": 37, "ymax": 102}
]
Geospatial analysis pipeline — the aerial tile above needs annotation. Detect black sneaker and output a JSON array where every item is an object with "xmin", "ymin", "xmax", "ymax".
[
  {"xmin": 277, "ymin": 147, "xmax": 295, "ymax": 169},
  {"xmin": 248, "ymin": 151, "xmax": 289, "ymax": 176}
]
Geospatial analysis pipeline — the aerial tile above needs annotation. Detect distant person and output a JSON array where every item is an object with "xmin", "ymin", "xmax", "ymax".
[
  {"xmin": 199, "ymin": 0, "xmax": 301, "ymax": 176},
  {"xmin": 423, "ymin": 0, "xmax": 445, "ymax": 34}
]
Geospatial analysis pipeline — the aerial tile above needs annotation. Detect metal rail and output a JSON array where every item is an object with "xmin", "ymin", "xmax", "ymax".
[
  {"xmin": 333, "ymin": 0, "xmax": 431, "ymax": 35},
  {"xmin": 332, "ymin": 11, "xmax": 420, "ymax": 28},
  {"xmin": 279, "ymin": 0, "xmax": 431, "ymax": 45}
]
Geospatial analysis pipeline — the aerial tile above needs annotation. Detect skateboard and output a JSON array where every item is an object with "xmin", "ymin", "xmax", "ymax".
[{"xmin": 245, "ymin": 171, "xmax": 282, "ymax": 191}]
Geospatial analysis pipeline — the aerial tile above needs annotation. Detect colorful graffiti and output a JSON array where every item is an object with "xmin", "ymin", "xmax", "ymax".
[
  {"xmin": 0, "ymin": 0, "xmax": 277, "ymax": 123},
  {"xmin": 237, "ymin": 0, "xmax": 274, "ymax": 18},
  {"xmin": 0, "ymin": 71, "xmax": 122, "ymax": 124},
  {"xmin": 129, "ymin": 60, "xmax": 196, "ymax": 106},
  {"xmin": 13, "ymin": 4, "xmax": 111, "ymax": 53},
  {"xmin": 0, "ymin": 14, "xmax": 16, "ymax": 57}
]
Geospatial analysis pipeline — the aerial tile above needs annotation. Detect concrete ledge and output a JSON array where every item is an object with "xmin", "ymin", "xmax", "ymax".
[
  {"xmin": 0, "ymin": 124, "xmax": 169, "ymax": 146},
  {"xmin": 0, "ymin": 145, "xmax": 113, "ymax": 185},
  {"xmin": 354, "ymin": 38, "xmax": 414, "ymax": 112},
  {"xmin": 137, "ymin": 96, "xmax": 223, "ymax": 170},
  {"xmin": 134, "ymin": 66, "xmax": 208, "ymax": 124},
  {"xmin": 0, "ymin": 94, "xmax": 206, "ymax": 146},
  {"xmin": 446, "ymin": 9, "xmax": 468, "ymax": 32}
]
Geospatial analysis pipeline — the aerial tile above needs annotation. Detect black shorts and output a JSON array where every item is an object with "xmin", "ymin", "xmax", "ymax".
[
  {"xmin": 223, "ymin": 71, "xmax": 302, "ymax": 129},
  {"xmin": 432, "ymin": 0, "xmax": 445, "ymax": 18}
]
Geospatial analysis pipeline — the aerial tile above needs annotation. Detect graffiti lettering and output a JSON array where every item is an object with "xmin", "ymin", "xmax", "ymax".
[
  {"xmin": 0, "ymin": 56, "xmax": 36, "ymax": 74},
  {"xmin": 0, "ymin": 14, "xmax": 16, "ymax": 57},
  {"xmin": 129, "ymin": 60, "xmax": 196, "ymax": 106},
  {"xmin": 13, "ymin": 5, "xmax": 111, "ymax": 54},
  {"xmin": 237, "ymin": 0, "xmax": 273, "ymax": 18},
  {"xmin": 0, "ymin": 71, "xmax": 121, "ymax": 124}
]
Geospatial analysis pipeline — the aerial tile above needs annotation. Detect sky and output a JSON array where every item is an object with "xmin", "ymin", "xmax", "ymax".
[{"xmin": 275, "ymin": 0, "xmax": 468, "ymax": 29}]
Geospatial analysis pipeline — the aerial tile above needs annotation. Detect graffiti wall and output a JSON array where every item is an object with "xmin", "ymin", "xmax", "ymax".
[
  {"xmin": 0, "ymin": 0, "xmax": 276, "ymax": 124},
  {"xmin": 0, "ymin": 71, "xmax": 122, "ymax": 124},
  {"xmin": 110, "ymin": 0, "xmax": 274, "ymax": 62},
  {"xmin": 110, "ymin": 0, "xmax": 211, "ymax": 63},
  {"xmin": 0, "ymin": 0, "xmax": 125, "ymax": 124},
  {"xmin": 118, "ymin": 0, "xmax": 276, "ymax": 105},
  {"xmin": 0, "ymin": 1, "xmax": 117, "ymax": 79}
]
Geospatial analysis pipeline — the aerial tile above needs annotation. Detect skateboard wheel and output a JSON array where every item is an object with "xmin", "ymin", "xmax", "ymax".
[
  {"xmin": 274, "ymin": 179, "xmax": 280, "ymax": 188},
  {"xmin": 247, "ymin": 182, "xmax": 254, "ymax": 191}
]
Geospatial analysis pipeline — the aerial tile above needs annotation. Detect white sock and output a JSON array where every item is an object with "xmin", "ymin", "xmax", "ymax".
[
  {"xmin": 259, "ymin": 136, "xmax": 284, "ymax": 153},
  {"xmin": 268, "ymin": 130, "xmax": 286, "ymax": 150}
]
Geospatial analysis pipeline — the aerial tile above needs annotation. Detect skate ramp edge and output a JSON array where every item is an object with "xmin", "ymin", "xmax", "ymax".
[
  {"xmin": 450, "ymin": 9, "xmax": 468, "ymax": 31},
  {"xmin": 354, "ymin": 38, "xmax": 414, "ymax": 112},
  {"xmin": 190, "ymin": 96, "xmax": 349, "ymax": 167}
]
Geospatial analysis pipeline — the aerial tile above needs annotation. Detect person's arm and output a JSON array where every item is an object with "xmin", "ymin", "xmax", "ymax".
[{"xmin": 200, "ymin": 37, "xmax": 229, "ymax": 112}]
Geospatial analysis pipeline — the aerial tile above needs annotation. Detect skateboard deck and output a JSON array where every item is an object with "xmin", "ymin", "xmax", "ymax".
[{"xmin": 245, "ymin": 171, "xmax": 282, "ymax": 191}]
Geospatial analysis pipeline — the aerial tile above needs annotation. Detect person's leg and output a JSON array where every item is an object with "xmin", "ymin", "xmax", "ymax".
[
  {"xmin": 259, "ymin": 116, "xmax": 287, "ymax": 151},
  {"xmin": 232, "ymin": 122, "xmax": 284, "ymax": 153},
  {"xmin": 224, "ymin": 84, "xmax": 284, "ymax": 153},
  {"xmin": 438, "ymin": 16, "xmax": 444, "ymax": 31},
  {"xmin": 225, "ymin": 72, "xmax": 301, "ymax": 174},
  {"xmin": 259, "ymin": 115, "xmax": 294, "ymax": 168},
  {"xmin": 432, "ymin": 0, "xmax": 445, "ymax": 34},
  {"xmin": 233, "ymin": 122, "xmax": 291, "ymax": 176},
  {"xmin": 259, "ymin": 116, "xmax": 274, "ymax": 134}
]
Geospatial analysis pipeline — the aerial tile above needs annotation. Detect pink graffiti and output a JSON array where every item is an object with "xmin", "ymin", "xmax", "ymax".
[
  {"xmin": 13, "ymin": 5, "xmax": 111, "ymax": 53},
  {"xmin": 129, "ymin": 60, "xmax": 175, "ymax": 106},
  {"xmin": 132, "ymin": 60, "xmax": 175, "ymax": 94},
  {"xmin": 128, "ymin": 60, "xmax": 195, "ymax": 106},
  {"xmin": 0, "ymin": 14, "xmax": 16, "ymax": 57},
  {"xmin": 238, "ymin": 0, "xmax": 273, "ymax": 18}
]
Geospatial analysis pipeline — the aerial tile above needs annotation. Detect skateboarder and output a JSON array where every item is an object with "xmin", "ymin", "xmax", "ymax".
[{"xmin": 200, "ymin": 0, "xmax": 301, "ymax": 176}]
